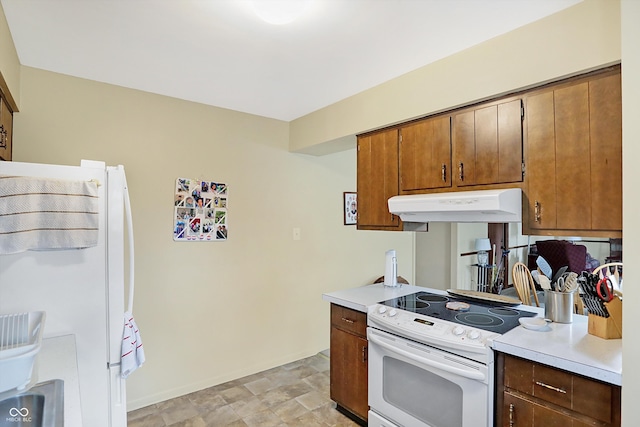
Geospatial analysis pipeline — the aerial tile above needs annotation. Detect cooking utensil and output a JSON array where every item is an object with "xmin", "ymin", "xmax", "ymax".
[
  {"xmin": 538, "ymin": 272, "xmax": 552, "ymax": 290},
  {"xmin": 536, "ymin": 256, "xmax": 552, "ymax": 278},
  {"xmin": 551, "ymin": 266, "xmax": 568, "ymax": 285},
  {"xmin": 561, "ymin": 272, "xmax": 578, "ymax": 292},
  {"xmin": 531, "ymin": 269, "xmax": 540, "ymax": 285},
  {"xmin": 597, "ymin": 277, "xmax": 615, "ymax": 302}
]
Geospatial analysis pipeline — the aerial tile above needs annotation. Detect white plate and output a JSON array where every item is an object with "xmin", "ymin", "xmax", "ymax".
[{"xmin": 519, "ymin": 317, "xmax": 550, "ymax": 331}]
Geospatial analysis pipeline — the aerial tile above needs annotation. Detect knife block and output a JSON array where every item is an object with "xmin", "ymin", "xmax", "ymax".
[{"xmin": 587, "ymin": 297, "xmax": 622, "ymax": 339}]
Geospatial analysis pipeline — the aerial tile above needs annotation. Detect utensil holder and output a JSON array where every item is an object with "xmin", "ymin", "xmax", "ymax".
[
  {"xmin": 588, "ymin": 297, "xmax": 622, "ymax": 339},
  {"xmin": 544, "ymin": 290, "xmax": 575, "ymax": 323}
]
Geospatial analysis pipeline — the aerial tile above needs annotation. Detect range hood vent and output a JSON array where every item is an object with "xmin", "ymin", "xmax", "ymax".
[{"xmin": 388, "ymin": 188, "xmax": 522, "ymax": 223}]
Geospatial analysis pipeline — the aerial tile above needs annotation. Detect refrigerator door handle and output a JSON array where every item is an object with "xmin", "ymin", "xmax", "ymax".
[{"xmin": 122, "ymin": 169, "xmax": 135, "ymax": 314}]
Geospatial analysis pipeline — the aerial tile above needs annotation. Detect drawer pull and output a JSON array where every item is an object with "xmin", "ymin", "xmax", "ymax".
[
  {"xmin": 509, "ymin": 403, "xmax": 514, "ymax": 427},
  {"xmin": 535, "ymin": 381, "xmax": 567, "ymax": 394},
  {"xmin": 341, "ymin": 317, "xmax": 355, "ymax": 324}
]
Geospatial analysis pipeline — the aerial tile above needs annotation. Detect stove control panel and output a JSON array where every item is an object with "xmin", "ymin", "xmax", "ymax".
[{"xmin": 368, "ymin": 303, "xmax": 500, "ymax": 355}]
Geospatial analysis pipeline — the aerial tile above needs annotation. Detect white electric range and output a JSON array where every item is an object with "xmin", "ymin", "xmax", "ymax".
[{"xmin": 367, "ymin": 290, "xmax": 537, "ymax": 427}]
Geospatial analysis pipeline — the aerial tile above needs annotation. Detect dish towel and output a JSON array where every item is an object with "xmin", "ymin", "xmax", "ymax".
[
  {"xmin": 121, "ymin": 311, "xmax": 145, "ymax": 379},
  {"xmin": 0, "ymin": 175, "xmax": 99, "ymax": 254}
]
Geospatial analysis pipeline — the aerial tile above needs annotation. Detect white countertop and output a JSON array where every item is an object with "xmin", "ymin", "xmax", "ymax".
[
  {"xmin": 323, "ymin": 284, "xmax": 622, "ymax": 386},
  {"xmin": 322, "ymin": 283, "xmax": 426, "ymax": 312},
  {"xmin": 39, "ymin": 334, "xmax": 83, "ymax": 427},
  {"xmin": 492, "ymin": 314, "xmax": 622, "ymax": 386}
]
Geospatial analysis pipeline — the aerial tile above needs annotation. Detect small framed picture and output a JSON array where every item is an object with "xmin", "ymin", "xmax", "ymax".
[{"xmin": 344, "ymin": 192, "xmax": 357, "ymax": 225}]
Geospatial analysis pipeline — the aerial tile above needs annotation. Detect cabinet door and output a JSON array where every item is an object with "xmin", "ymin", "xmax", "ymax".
[
  {"xmin": 0, "ymin": 97, "xmax": 12, "ymax": 161},
  {"xmin": 554, "ymin": 82, "xmax": 591, "ymax": 230},
  {"xmin": 357, "ymin": 129, "xmax": 401, "ymax": 229},
  {"xmin": 330, "ymin": 327, "xmax": 368, "ymax": 421},
  {"xmin": 498, "ymin": 100, "xmax": 525, "ymax": 183},
  {"xmin": 503, "ymin": 393, "xmax": 592, "ymax": 427},
  {"xmin": 399, "ymin": 116, "xmax": 451, "ymax": 191},
  {"xmin": 452, "ymin": 110, "xmax": 476, "ymax": 186},
  {"xmin": 453, "ymin": 99, "xmax": 523, "ymax": 186},
  {"xmin": 590, "ymin": 73, "xmax": 622, "ymax": 230},
  {"xmin": 526, "ymin": 91, "xmax": 558, "ymax": 230}
]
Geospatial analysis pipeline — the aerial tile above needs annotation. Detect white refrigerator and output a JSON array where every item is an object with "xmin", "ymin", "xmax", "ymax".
[{"xmin": 0, "ymin": 159, "xmax": 136, "ymax": 427}]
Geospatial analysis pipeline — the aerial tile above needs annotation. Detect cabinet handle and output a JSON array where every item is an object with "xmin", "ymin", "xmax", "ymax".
[
  {"xmin": 458, "ymin": 162, "xmax": 464, "ymax": 182},
  {"xmin": 535, "ymin": 381, "xmax": 567, "ymax": 394},
  {"xmin": 534, "ymin": 200, "xmax": 541, "ymax": 223},
  {"xmin": 509, "ymin": 403, "xmax": 515, "ymax": 427},
  {"xmin": 362, "ymin": 345, "xmax": 367, "ymax": 363},
  {"xmin": 341, "ymin": 317, "xmax": 354, "ymax": 324},
  {"xmin": 441, "ymin": 164, "xmax": 447, "ymax": 182},
  {"xmin": 0, "ymin": 125, "xmax": 5, "ymax": 149}
]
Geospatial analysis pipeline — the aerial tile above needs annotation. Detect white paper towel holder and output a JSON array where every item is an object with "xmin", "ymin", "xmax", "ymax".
[{"xmin": 384, "ymin": 249, "xmax": 399, "ymax": 287}]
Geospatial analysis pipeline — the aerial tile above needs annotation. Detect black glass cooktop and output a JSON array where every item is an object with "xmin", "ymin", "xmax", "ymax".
[{"xmin": 381, "ymin": 291, "xmax": 537, "ymax": 334}]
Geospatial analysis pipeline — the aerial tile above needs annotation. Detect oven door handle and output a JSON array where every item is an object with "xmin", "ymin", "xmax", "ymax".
[{"xmin": 369, "ymin": 333, "xmax": 486, "ymax": 381}]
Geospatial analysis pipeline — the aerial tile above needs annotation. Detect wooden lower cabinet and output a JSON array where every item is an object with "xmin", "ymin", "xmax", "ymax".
[
  {"xmin": 496, "ymin": 353, "xmax": 621, "ymax": 427},
  {"xmin": 330, "ymin": 304, "xmax": 368, "ymax": 424}
]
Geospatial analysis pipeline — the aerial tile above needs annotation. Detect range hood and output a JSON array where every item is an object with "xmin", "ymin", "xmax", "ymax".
[{"xmin": 388, "ymin": 188, "xmax": 522, "ymax": 223}]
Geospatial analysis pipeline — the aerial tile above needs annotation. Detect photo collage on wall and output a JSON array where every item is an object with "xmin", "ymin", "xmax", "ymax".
[{"xmin": 174, "ymin": 178, "xmax": 227, "ymax": 241}]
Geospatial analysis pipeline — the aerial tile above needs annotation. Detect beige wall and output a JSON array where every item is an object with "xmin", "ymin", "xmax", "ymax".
[
  {"xmin": 290, "ymin": 0, "xmax": 620, "ymax": 155},
  {"xmin": 12, "ymin": 67, "xmax": 414, "ymax": 409}
]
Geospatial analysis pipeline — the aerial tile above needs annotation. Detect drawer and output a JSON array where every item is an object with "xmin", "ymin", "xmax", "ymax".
[
  {"xmin": 331, "ymin": 304, "xmax": 367, "ymax": 337},
  {"xmin": 502, "ymin": 354, "xmax": 619, "ymax": 424}
]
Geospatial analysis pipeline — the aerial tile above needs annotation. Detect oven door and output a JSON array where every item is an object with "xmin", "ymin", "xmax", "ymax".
[{"xmin": 367, "ymin": 327, "xmax": 492, "ymax": 427}]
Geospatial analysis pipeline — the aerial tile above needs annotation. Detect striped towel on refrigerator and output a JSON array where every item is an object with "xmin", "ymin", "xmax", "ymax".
[{"xmin": 0, "ymin": 175, "xmax": 99, "ymax": 254}]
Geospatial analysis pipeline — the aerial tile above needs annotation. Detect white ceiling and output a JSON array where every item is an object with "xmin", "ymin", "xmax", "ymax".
[{"xmin": 1, "ymin": 0, "xmax": 582, "ymax": 121}]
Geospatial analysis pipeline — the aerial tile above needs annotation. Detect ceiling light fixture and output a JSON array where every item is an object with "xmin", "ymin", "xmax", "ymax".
[{"xmin": 248, "ymin": 0, "xmax": 315, "ymax": 25}]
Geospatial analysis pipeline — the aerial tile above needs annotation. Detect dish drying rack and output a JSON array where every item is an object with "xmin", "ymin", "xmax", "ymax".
[{"xmin": 0, "ymin": 311, "xmax": 46, "ymax": 398}]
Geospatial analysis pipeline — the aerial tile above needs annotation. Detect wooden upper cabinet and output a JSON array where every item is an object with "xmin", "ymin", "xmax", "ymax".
[
  {"xmin": 590, "ymin": 73, "xmax": 622, "ymax": 231},
  {"xmin": 0, "ymin": 97, "xmax": 13, "ymax": 161},
  {"xmin": 452, "ymin": 99, "xmax": 523, "ymax": 186},
  {"xmin": 524, "ymin": 69, "xmax": 622, "ymax": 236},
  {"xmin": 399, "ymin": 115, "xmax": 451, "ymax": 191},
  {"xmin": 357, "ymin": 129, "xmax": 401, "ymax": 230},
  {"xmin": 555, "ymin": 82, "xmax": 592, "ymax": 230},
  {"xmin": 526, "ymin": 91, "xmax": 557, "ymax": 230}
]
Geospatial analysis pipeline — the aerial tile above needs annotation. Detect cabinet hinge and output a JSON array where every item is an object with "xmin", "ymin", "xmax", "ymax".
[
  {"xmin": 399, "ymin": 133, "xmax": 403, "ymax": 143},
  {"xmin": 522, "ymin": 162, "xmax": 526, "ymax": 177},
  {"xmin": 521, "ymin": 102, "xmax": 525, "ymax": 121}
]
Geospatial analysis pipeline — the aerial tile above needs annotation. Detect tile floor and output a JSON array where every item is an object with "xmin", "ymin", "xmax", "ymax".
[{"xmin": 127, "ymin": 352, "xmax": 361, "ymax": 427}]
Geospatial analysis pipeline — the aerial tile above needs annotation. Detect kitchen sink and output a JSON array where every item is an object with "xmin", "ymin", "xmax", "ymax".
[{"xmin": 0, "ymin": 380, "xmax": 63, "ymax": 427}]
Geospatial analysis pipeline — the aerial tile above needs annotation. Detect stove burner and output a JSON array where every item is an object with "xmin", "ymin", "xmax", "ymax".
[
  {"xmin": 454, "ymin": 312, "xmax": 504, "ymax": 328},
  {"xmin": 417, "ymin": 294, "xmax": 449, "ymax": 303},
  {"xmin": 380, "ymin": 291, "xmax": 537, "ymax": 334},
  {"xmin": 488, "ymin": 307, "xmax": 520, "ymax": 317}
]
